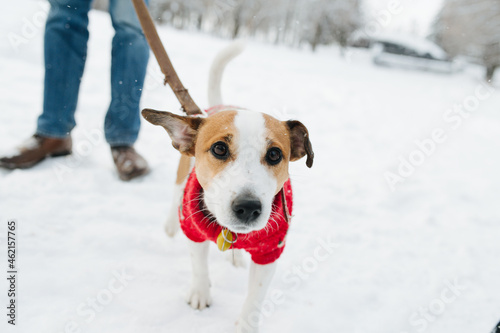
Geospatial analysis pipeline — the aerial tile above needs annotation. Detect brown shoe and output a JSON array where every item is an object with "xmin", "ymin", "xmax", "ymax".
[
  {"xmin": 111, "ymin": 146, "xmax": 149, "ymax": 181},
  {"xmin": 0, "ymin": 134, "xmax": 72, "ymax": 169}
]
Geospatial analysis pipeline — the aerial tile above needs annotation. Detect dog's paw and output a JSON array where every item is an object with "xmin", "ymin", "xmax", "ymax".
[
  {"xmin": 164, "ymin": 213, "xmax": 179, "ymax": 238},
  {"xmin": 186, "ymin": 284, "xmax": 212, "ymax": 310},
  {"xmin": 226, "ymin": 249, "xmax": 246, "ymax": 268},
  {"xmin": 164, "ymin": 221, "xmax": 179, "ymax": 238},
  {"xmin": 235, "ymin": 319, "xmax": 259, "ymax": 333}
]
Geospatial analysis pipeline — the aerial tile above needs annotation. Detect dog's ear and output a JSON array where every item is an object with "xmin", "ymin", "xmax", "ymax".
[
  {"xmin": 285, "ymin": 120, "xmax": 314, "ymax": 168},
  {"xmin": 142, "ymin": 109, "xmax": 204, "ymax": 156}
]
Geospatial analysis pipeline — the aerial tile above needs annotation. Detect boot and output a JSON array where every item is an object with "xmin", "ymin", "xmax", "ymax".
[
  {"xmin": 111, "ymin": 146, "xmax": 149, "ymax": 181},
  {"xmin": 0, "ymin": 134, "xmax": 72, "ymax": 169}
]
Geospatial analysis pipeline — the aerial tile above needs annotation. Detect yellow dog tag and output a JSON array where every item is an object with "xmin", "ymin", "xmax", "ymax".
[{"xmin": 217, "ymin": 229, "xmax": 236, "ymax": 251}]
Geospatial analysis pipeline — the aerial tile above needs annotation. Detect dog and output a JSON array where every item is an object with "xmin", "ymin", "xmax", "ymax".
[{"xmin": 142, "ymin": 42, "xmax": 313, "ymax": 333}]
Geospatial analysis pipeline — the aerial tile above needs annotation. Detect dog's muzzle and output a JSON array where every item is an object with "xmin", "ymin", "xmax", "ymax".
[{"xmin": 231, "ymin": 195, "xmax": 262, "ymax": 223}]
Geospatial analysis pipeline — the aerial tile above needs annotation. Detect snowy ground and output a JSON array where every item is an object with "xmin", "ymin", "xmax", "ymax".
[{"xmin": 1, "ymin": 1, "xmax": 500, "ymax": 333}]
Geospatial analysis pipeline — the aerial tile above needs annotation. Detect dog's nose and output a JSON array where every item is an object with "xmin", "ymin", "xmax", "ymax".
[{"xmin": 231, "ymin": 196, "xmax": 262, "ymax": 223}]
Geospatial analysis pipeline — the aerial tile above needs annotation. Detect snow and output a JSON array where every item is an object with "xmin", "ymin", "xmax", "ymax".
[{"xmin": 1, "ymin": 1, "xmax": 500, "ymax": 333}]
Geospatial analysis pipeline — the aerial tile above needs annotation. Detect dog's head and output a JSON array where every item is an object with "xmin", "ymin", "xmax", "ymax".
[{"xmin": 143, "ymin": 109, "xmax": 313, "ymax": 234}]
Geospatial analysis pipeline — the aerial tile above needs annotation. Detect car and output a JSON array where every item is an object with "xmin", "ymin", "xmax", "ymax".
[{"xmin": 369, "ymin": 33, "xmax": 464, "ymax": 73}]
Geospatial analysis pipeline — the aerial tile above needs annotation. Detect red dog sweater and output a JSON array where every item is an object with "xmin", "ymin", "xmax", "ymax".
[{"xmin": 179, "ymin": 170, "xmax": 293, "ymax": 265}]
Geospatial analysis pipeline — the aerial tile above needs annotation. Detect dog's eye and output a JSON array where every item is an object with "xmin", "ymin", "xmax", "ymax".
[
  {"xmin": 266, "ymin": 148, "xmax": 282, "ymax": 165},
  {"xmin": 211, "ymin": 142, "xmax": 229, "ymax": 159}
]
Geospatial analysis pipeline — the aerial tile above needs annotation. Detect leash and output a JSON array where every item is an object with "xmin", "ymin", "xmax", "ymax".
[{"xmin": 131, "ymin": 0, "xmax": 202, "ymax": 116}]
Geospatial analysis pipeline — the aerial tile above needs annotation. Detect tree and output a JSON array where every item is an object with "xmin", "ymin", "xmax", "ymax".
[
  {"xmin": 297, "ymin": 0, "xmax": 361, "ymax": 53},
  {"xmin": 150, "ymin": 0, "xmax": 363, "ymax": 51},
  {"xmin": 326, "ymin": 0, "xmax": 362, "ymax": 53},
  {"xmin": 432, "ymin": 0, "xmax": 500, "ymax": 81}
]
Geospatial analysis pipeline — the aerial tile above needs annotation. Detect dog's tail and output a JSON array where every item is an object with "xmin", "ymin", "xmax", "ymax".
[{"xmin": 208, "ymin": 41, "xmax": 246, "ymax": 107}]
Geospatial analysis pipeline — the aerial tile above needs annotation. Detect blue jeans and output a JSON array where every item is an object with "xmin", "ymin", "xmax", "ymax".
[{"xmin": 37, "ymin": 0, "xmax": 150, "ymax": 146}]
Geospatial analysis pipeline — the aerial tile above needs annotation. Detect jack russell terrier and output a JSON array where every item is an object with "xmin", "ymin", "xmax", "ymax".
[{"xmin": 142, "ymin": 42, "xmax": 313, "ymax": 333}]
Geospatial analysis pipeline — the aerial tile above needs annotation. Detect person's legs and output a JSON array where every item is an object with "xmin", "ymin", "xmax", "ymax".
[
  {"xmin": 0, "ymin": 0, "xmax": 91, "ymax": 169},
  {"xmin": 105, "ymin": 0, "xmax": 149, "ymax": 146},
  {"xmin": 37, "ymin": 0, "xmax": 93, "ymax": 138}
]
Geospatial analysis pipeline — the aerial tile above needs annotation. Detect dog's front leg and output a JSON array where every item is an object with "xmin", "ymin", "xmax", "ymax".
[
  {"xmin": 165, "ymin": 155, "xmax": 193, "ymax": 237},
  {"xmin": 186, "ymin": 240, "xmax": 212, "ymax": 309},
  {"xmin": 164, "ymin": 182, "xmax": 184, "ymax": 237},
  {"xmin": 236, "ymin": 261, "xmax": 277, "ymax": 333}
]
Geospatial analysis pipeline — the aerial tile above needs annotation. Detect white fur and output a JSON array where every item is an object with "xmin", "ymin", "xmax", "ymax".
[
  {"xmin": 227, "ymin": 249, "xmax": 247, "ymax": 268},
  {"xmin": 186, "ymin": 240, "xmax": 212, "ymax": 310},
  {"xmin": 164, "ymin": 182, "xmax": 184, "ymax": 237},
  {"xmin": 201, "ymin": 110, "xmax": 277, "ymax": 234},
  {"xmin": 208, "ymin": 41, "xmax": 246, "ymax": 106},
  {"xmin": 165, "ymin": 157, "xmax": 194, "ymax": 237},
  {"xmin": 236, "ymin": 262, "xmax": 277, "ymax": 333}
]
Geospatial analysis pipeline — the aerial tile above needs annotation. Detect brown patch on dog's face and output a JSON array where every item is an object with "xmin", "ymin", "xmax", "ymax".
[
  {"xmin": 194, "ymin": 111, "xmax": 238, "ymax": 189},
  {"xmin": 262, "ymin": 114, "xmax": 291, "ymax": 194}
]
